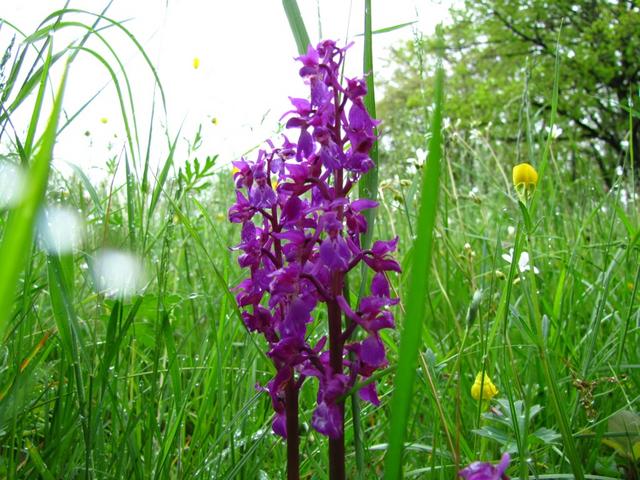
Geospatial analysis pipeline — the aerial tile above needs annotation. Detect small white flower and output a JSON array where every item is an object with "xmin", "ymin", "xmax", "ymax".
[
  {"xmin": 507, "ymin": 226, "xmax": 516, "ymax": 237},
  {"xmin": 620, "ymin": 188, "xmax": 629, "ymax": 207},
  {"xmin": 502, "ymin": 248, "xmax": 540, "ymax": 274},
  {"xmin": 550, "ymin": 125, "xmax": 563, "ymax": 139},
  {"xmin": 415, "ymin": 148, "xmax": 427, "ymax": 166},
  {"xmin": 615, "ymin": 165, "xmax": 624, "ymax": 176}
]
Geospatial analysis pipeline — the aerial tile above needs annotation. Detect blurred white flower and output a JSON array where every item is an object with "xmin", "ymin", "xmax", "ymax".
[
  {"xmin": 92, "ymin": 249, "xmax": 145, "ymax": 298},
  {"xmin": 507, "ymin": 226, "xmax": 516, "ymax": 237},
  {"xmin": 550, "ymin": 125, "xmax": 563, "ymax": 139},
  {"xmin": 502, "ymin": 248, "xmax": 539, "ymax": 274},
  {"xmin": 615, "ymin": 165, "xmax": 624, "ymax": 176},
  {"xmin": 0, "ymin": 161, "xmax": 26, "ymax": 209},
  {"xmin": 38, "ymin": 206, "xmax": 84, "ymax": 255},
  {"xmin": 415, "ymin": 148, "xmax": 427, "ymax": 166}
]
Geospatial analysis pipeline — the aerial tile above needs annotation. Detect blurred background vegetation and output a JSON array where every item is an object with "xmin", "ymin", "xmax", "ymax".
[{"xmin": 379, "ymin": 0, "xmax": 639, "ymax": 186}]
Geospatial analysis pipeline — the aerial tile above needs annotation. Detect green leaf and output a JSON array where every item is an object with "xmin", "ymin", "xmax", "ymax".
[
  {"xmin": 530, "ymin": 427, "xmax": 561, "ymax": 445},
  {"xmin": 602, "ymin": 410, "xmax": 640, "ymax": 459}
]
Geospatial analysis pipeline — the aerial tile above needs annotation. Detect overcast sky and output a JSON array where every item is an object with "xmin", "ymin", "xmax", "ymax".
[{"xmin": 0, "ymin": 0, "xmax": 451, "ymax": 180}]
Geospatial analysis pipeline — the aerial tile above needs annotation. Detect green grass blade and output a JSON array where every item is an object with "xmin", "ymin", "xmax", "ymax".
[
  {"xmin": 146, "ymin": 131, "xmax": 180, "ymax": 235},
  {"xmin": 282, "ymin": 0, "xmax": 311, "ymax": 55},
  {"xmin": 355, "ymin": 21, "xmax": 417, "ymax": 37},
  {"xmin": 359, "ymin": 0, "xmax": 379, "ymax": 252},
  {"xmin": 351, "ymin": 2, "xmax": 378, "ymax": 476},
  {"xmin": 38, "ymin": 7, "xmax": 166, "ymax": 112},
  {"xmin": 0, "ymin": 59, "xmax": 69, "ymax": 340},
  {"xmin": 530, "ymin": 27, "xmax": 561, "ymax": 219},
  {"xmin": 26, "ymin": 440, "xmax": 56, "ymax": 480},
  {"xmin": 125, "ymin": 154, "xmax": 137, "ymax": 248},
  {"xmin": 384, "ymin": 42, "xmax": 444, "ymax": 479},
  {"xmin": 22, "ymin": 43, "xmax": 53, "ymax": 159},
  {"xmin": 0, "ymin": 51, "xmax": 66, "ymax": 126},
  {"xmin": 68, "ymin": 161, "xmax": 105, "ymax": 217}
]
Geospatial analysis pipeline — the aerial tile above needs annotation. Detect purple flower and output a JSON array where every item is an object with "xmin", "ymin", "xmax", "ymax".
[
  {"xmin": 312, "ymin": 401, "xmax": 343, "ymax": 438},
  {"xmin": 228, "ymin": 39, "xmax": 399, "ymax": 439},
  {"xmin": 459, "ymin": 453, "xmax": 511, "ymax": 480}
]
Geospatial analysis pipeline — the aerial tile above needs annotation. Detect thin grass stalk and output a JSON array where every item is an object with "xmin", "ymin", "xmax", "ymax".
[
  {"xmin": 517, "ymin": 212, "xmax": 585, "ymax": 480},
  {"xmin": 617, "ymin": 261, "xmax": 640, "ymax": 367}
]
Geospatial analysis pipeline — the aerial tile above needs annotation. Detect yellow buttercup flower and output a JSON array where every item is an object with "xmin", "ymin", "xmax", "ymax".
[
  {"xmin": 512, "ymin": 163, "xmax": 538, "ymax": 202},
  {"xmin": 471, "ymin": 371, "xmax": 498, "ymax": 401}
]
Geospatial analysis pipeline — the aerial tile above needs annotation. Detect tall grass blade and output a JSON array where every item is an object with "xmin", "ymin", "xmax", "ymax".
[
  {"xmin": 0, "ymin": 58, "xmax": 69, "ymax": 340},
  {"xmin": 282, "ymin": 0, "xmax": 311, "ymax": 55},
  {"xmin": 384, "ymin": 38, "xmax": 444, "ymax": 479},
  {"xmin": 360, "ymin": 0, "xmax": 378, "ymax": 251},
  {"xmin": 350, "ymin": 2, "xmax": 379, "ymax": 476}
]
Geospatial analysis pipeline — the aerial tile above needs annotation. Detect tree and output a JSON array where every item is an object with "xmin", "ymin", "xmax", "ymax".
[{"xmin": 378, "ymin": 0, "xmax": 640, "ymax": 186}]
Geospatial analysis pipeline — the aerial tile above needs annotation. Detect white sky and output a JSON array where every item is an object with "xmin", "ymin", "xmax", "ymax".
[{"xmin": 0, "ymin": 0, "xmax": 451, "ymax": 181}]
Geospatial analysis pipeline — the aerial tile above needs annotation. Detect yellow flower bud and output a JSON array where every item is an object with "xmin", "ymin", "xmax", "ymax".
[
  {"xmin": 193, "ymin": 57, "xmax": 200, "ymax": 69},
  {"xmin": 512, "ymin": 163, "xmax": 538, "ymax": 202},
  {"xmin": 471, "ymin": 371, "xmax": 498, "ymax": 401},
  {"xmin": 513, "ymin": 162, "xmax": 538, "ymax": 187}
]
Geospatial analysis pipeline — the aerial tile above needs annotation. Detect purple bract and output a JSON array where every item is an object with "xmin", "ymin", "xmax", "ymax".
[{"xmin": 228, "ymin": 39, "xmax": 399, "ymax": 439}]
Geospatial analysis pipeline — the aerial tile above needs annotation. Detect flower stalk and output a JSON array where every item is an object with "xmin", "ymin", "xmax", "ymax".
[{"xmin": 285, "ymin": 380, "xmax": 299, "ymax": 480}]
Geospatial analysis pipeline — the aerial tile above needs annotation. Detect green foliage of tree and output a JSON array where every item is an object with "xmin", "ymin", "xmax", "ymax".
[{"xmin": 379, "ymin": 0, "xmax": 640, "ymax": 186}]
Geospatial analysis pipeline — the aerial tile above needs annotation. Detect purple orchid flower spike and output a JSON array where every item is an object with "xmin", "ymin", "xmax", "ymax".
[
  {"xmin": 228, "ymin": 39, "xmax": 399, "ymax": 480},
  {"xmin": 459, "ymin": 453, "xmax": 511, "ymax": 480}
]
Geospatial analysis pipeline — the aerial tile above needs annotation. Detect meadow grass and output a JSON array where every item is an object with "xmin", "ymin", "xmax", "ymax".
[{"xmin": 0, "ymin": 4, "xmax": 639, "ymax": 480}]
